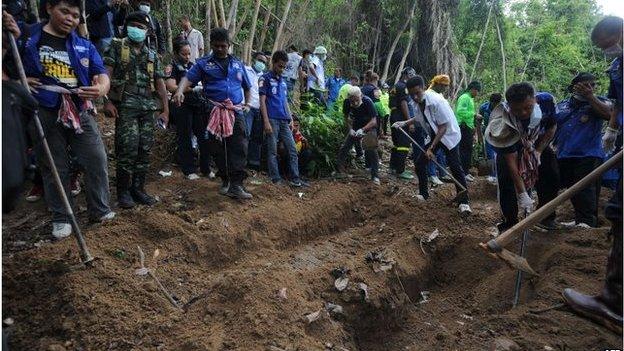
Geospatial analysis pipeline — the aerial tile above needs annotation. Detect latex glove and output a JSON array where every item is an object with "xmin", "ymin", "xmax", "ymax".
[
  {"xmin": 355, "ymin": 128, "xmax": 364, "ymax": 138},
  {"xmin": 517, "ymin": 191, "xmax": 534, "ymax": 214},
  {"xmin": 192, "ymin": 85, "xmax": 203, "ymax": 93},
  {"xmin": 602, "ymin": 126, "xmax": 618, "ymax": 153},
  {"xmin": 349, "ymin": 129, "xmax": 356, "ymax": 137},
  {"xmin": 392, "ymin": 121, "xmax": 407, "ymax": 129}
]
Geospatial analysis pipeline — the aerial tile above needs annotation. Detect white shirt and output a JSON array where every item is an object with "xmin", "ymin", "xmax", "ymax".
[
  {"xmin": 244, "ymin": 65, "xmax": 261, "ymax": 109},
  {"xmin": 181, "ymin": 28, "xmax": 204, "ymax": 62},
  {"xmin": 413, "ymin": 90, "xmax": 462, "ymax": 150},
  {"xmin": 284, "ymin": 52, "xmax": 302, "ymax": 80}
]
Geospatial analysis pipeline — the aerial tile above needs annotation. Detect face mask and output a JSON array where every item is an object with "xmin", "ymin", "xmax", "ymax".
[
  {"xmin": 603, "ymin": 44, "xmax": 622, "ymax": 58},
  {"xmin": 253, "ymin": 61, "xmax": 266, "ymax": 73},
  {"xmin": 318, "ymin": 54, "xmax": 326, "ymax": 61},
  {"xmin": 127, "ymin": 26, "xmax": 147, "ymax": 43},
  {"xmin": 139, "ymin": 4, "xmax": 151, "ymax": 13}
]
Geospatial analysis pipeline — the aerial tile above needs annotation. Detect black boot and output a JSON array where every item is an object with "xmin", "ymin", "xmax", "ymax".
[
  {"xmin": 116, "ymin": 170, "xmax": 136, "ymax": 209},
  {"xmin": 130, "ymin": 173, "xmax": 157, "ymax": 206},
  {"xmin": 226, "ymin": 183, "xmax": 252, "ymax": 200}
]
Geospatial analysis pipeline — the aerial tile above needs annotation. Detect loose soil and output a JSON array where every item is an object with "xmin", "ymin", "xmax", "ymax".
[{"xmin": 2, "ymin": 115, "xmax": 622, "ymax": 350}]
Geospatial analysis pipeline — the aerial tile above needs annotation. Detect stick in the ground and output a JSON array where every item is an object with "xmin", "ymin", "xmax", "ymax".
[{"xmin": 136, "ymin": 246, "xmax": 180, "ymax": 309}]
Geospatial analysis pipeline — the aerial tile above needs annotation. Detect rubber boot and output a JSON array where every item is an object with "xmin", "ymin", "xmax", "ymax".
[
  {"xmin": 130, "ymin": 173, "xmax": 157, "ymax": 206},
  {"xmin": 116, "ymin": 170, "xmax": 136, "ymax": 209}
]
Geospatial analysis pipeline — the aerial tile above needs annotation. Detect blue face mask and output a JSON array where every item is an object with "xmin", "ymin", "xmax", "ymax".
[
  {"xmin": 253, "ymin": 61, "xmax": 266, "ymax": 73},
  {"xmin": 127, "ymin": 26, "xmax": 147, "ymax": 43}
]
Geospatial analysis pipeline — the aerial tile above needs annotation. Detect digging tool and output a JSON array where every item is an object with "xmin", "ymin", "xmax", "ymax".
[
  {"xmin": 6, "ymin": 30, "xmax": 94, "ymax": 265},
  {"xmin": 397, "ymin": 126, "xmax": 467, "ymax": 193},
  {"xmin": 512, "ymin": 211, "xmax": 530, "ymax": 307},
  {"xmin": 479, "ymin": 149, "xmax": 623, "ymax": 275}
]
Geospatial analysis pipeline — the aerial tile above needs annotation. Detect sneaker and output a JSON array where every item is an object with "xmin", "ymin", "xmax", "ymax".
[
  {"xmin": 70, "ymin": 176, "xmax": 81, "ymax": 196},
  {"xmin": 415, "ymin": 194, "xmax": 426, "ymax": 202},
  {"xmin": 226, "ymin": 185, "xmax": 253, "ymax": 200},
  {"xmin": 576, "ymin": 222, "xmax": 591, "ymax": 229},
  {"xmin": 25, "ymin": 184, "xmax": 44, "ymax": 202},
  {"xmin": 99, "ymin": 211, "xmax": 116, "ymax": 222},
  {"xmin": 52, "ymin": 222, "xmax": 72, "ymax": 239},
  {"xmin": 218, "ymin": 181, "xmax": 230, "ymax": 196},
  {"xmin": 536, "ymin": 219, "xmax": 560, "ymax": 231},
  {"xmin": 430, "ymin": 176, "xmax": 444, "ymax": 186},
  {"xmin": 465, "ymin": 174, "xmax": 476, "ymax": 182},
  {"xmin": 398, "ymin": 171, "xmax": 414, "ymax": 180},
  {"xmin": 458, "ymin": 203, "xmax": 472, "ymax": 214},
  {"xmin": 372, "ymin": 177, "xmax": 381, "ymax": 186},
  {"xmin": 290, "ymin": 179, "xmax": 309, "ymax": 187},
  {"xmin": 186, "ymin": 173, "xmax": 200, "ymax": 180},
  {"xmin": 486, "ymin": 176, "xmax": 498, "ymax": 184}
]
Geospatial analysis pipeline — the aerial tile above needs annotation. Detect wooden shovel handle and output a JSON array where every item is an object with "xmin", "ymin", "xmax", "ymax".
[{"xmin": 491, "ymin": 149, "xmax": 622, "ymax": 249}]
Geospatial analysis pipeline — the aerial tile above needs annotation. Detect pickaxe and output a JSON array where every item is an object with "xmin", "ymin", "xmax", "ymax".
[{"xmin": 479, "ymin": 149, "xmax": 623, "ymax": 276}]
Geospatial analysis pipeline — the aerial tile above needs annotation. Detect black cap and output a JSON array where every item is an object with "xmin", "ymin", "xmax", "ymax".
[
  {"xmin": 125, "ymin": 11, "xmax": 150, "ymax": 26},
  {"xmin": 401, "ymin": 67, "xmax": 417, "ymax": 79}
]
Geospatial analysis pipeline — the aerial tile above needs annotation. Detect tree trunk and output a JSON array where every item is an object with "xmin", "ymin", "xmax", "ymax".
[
  {"xmin": 258, "ymin": 7, "xmax": 271, "ymax": 51},
  {"xmin": 417, "ymin": 0, "xmax": 466, "ymax": 101},
  {"xmin": 217, "ymin": 0, "xmax": 227, "ymax": 27},
  {"xmin": 520, "ymin": 30, "xmax": 537, "ymax": 80},
  {"xmin": 468, "ymin": 0, "xmax": 493, "ymax": 83},
  {"xmin": 234, "ymin": 6, "xmax": 250, "ymax": 40},
  {"xmin": 165, "ymin": 0, "xmax": 173, "ymax": 52},
  {"xmin": 226, "ymin": 0, "xmax": 240, "ymax": 33},
  {"xmin": 495, "ymin": 17, "xmax": 507, "ymax": 90},
  {"xmin": 395, "ymin": 24, "xmax": 415, "ymax": 85},
  {"xmin": 245, "ymin": 0, "xmax": 263, "ymax": 63},
  {"xmin": 371, "ymin": 11, "xmax": 383, "ymax": 72},
  {"xmin": 205, "ymin": 0, "xmax": 212, "ymax": 45},
  {"xmin": 272, "ymin": 0, "xmax": 293, "ymax": 53},
  {"xmin": 211, "ymin": 0, "xmax": 220, "ymax": 27},
  {"xmin": 381, "ymin": 0, "xmax": 417, "ymax": 84},
  {"xmin": 29, "ymin": 0, "xmax": 40, "ymax": 22}
]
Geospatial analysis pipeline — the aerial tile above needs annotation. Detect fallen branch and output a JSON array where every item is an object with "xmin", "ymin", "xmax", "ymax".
[{"xmin": 136, "ymin": 246, "xmax": 181, "ymax": 309}]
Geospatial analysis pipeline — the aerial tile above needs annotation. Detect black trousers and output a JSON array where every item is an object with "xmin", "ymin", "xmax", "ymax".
[
  {"xmin": 558, "ymin": 156, "xmax": 602, "ymax": 227},
  {"xmin": 414, "ymin": 132, "xmax": 469, "ymax": 204},
  {"xmin": 175, "ymin": 102, "xmax": 212, "ymax": 176},
  {"xmin": 459, "ymin": 124, "xmax": 474, "ymax": 174},
  {"xmin": 604, "ymin": 172, "xmax": 622, "ymax": 311},
  {"xmin": 496, "ymin": 151, "xmax": 521, "ymax": 232},
  {"xmin": 389, "ymin": 110, "xmax": 410, "ymax": 174},
  {"xmin": 535, "ymin": 147, "xmax": 560, "ymax": 223},
  {"xmin": 207, "ymin": 107, "xmax": 248, "ymax": 186}
]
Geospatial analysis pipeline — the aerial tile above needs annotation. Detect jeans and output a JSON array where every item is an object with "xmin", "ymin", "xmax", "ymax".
[
  {"xmin": 206, "ymin": 105, "xmax": 248, "ymax": 186},
  {"xmin": 245, "ymin": 108, "xmax": 263, "ymax": 168},
  {"xmin": 32, "ymin": 108, "xmax": 112, "ymax": 222},
  {"xmin": 414, "ymin": 140, "xmax": 469, "ymax": 204},
  {"xmin": 389, "ymin": 110, "xmax": 410, "ymax": 174},
  {"xmin": 459, "ymin": 124, "xmax": 474, "ymax": 174},
  {"xmin": 337, "ymin": 132, "xmax": 379, "ymax": 179},
  {"xmin": 427, "ymin": 148, "xmax": 447, "ymax": 177},
  {"xmin": 265, "ymin": 119, "xmax": 300, "ymax": 182},
  {"xmin": 535, "ymin": 147, "xmax": 560, "ymax": 223},
  {"xmin": 175, "ymin": 102, "xmax": 212, "ymax": 175},
  {"xmin": 559, "ymin": 156, "xmax": 603, "ymax": 226}
]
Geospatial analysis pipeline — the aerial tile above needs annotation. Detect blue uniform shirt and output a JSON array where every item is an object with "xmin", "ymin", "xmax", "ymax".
[
  {"xmin": 555, "ymin": 97, "xmax": 608, "ymax": 159},
  {"xmin": 258, "ymin": 71, "xmax": 289, "ymax": 120},
  {"xmin": 608, "ymin": 56, "xmax": 623, "ymax": 126},
  {"xmin": 185, "ymin": 54, "xmax": 251, "ymax": 105},
  {"xmin": 325, "ymin": 76, "xmax": 346, "ymax": 103},
  {"xmin": 22, "ymin": 23, "xmax": 107, "ymax": 109}
]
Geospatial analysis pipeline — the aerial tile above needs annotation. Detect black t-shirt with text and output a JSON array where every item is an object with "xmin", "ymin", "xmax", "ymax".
[{"xmin": 38, "ymin": 31, "xmax": 78, "ymax": 88}]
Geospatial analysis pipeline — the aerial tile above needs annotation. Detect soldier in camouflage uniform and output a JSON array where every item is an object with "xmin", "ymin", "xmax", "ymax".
[{"xmin": 103, "ymin": 11, "xmax": 169, "ymax": 208}]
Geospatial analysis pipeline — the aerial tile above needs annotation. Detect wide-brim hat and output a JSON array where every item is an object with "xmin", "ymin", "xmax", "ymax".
[{"xmin": 484, "ymin": 104, "xmax": 520, "ymax": 148}]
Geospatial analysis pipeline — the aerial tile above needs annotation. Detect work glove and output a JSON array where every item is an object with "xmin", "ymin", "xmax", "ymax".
[
  {"xmin": 602, "ymin": 126, "xmax": 618, "ymax": 153},
  {"xmin": 392, "ymin": 121, "xmax": 407, "ymax": 129},
  {"xmin": 349, "ymin": 129, "xmax": 356, "ymax": 137},
  {"xmin": 355, "ymin": 128, "xmax": 365, "ymax": 138},
  {"xmin": 517, "ymin": 191, "xmax": 534, "ymax": 214}
]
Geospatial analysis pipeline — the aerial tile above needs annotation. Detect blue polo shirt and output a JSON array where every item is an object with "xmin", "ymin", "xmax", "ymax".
[
  {"xmin": 21, "ymin": 23, "xmax": 107, "ymax": 109},
  {"xmin": 608, "ymin": 56, "xmax": 623, "ymax": 126},
  {"xmin": 258, "ymin": 71, "xmax": 289, "ymax": 120},
  {"xmin": 185, "ymin": 54, "xmax": 251, "ymax": 105},
  {"xmin": 326, "ymin": 76, "xmax": 346, "ymax": 102},
  {"xmin": 555, "ymin": 97, "xmax": 608, "ymax": 159}
]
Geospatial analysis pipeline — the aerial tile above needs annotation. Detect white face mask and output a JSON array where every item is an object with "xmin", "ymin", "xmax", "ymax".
[
  {"xmin": 603, "ymin": 44, "xmax": 622, "ymax": 58},
  {"xmin": 139, "ymin": 4, "xmax": 151, "ymax": 14}
]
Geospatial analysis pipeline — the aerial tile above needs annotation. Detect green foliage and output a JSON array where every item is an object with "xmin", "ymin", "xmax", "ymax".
[{"xmin": 295, "ymin": 99, "xmax": 346, "ymax": 177}]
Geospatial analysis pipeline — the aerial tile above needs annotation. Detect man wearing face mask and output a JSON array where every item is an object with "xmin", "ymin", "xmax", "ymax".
[
  {"xmin": 308, "ymin": 46, "xmax": 327, "ymax": 106},
  {"xmin": 244, "ymin": 51, "xmax": 268, "ymax": 171},
  {"xmin": 337, "ymin": 86, "xmax": 380, "ymax": 185},
  {"xmin": 554, "ymin": 73, "xmax": 612, "ymax": 228},
  {"xmin": 392, "ymin": 76, "xmax": 471, "ymax": 214},
  {"xmin": 103, "ymin": 11, "xmax": 169, "ymax": 209},
  {"xmin": 113, "ymin": 0, "xmax": 165, "ymax": 55},
  {"xmin": 562, "ymin": 16, "xmax": 623, "ymax": 334}
]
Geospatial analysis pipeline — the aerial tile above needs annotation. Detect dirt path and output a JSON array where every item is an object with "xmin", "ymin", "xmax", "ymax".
[{"xmin": 2, "ymin": 171, "xmax": 622, "ymax": 350}]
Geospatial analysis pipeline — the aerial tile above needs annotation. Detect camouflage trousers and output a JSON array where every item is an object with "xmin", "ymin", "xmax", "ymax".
[{"xmin": 115, "ymin": 107, "xmax": 155, "ymax": 175}]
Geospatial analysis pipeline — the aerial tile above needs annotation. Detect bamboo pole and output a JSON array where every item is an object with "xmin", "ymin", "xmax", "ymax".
[
  {"xmin": 245, "ymin": 0, "xmax": 263, "ymax": 63},
  {"xmin": 495, "ymin": 17, "xmax": 507, "ymax": 90},
  {"xmin": 258, "ymin": 7, "xmax": 272, "ymax": 51},
  {"xmin": 217, "ymin": 0, "xmax": 227, "ymax": 27},
  {"xmin": 272, "ymin": 0, "xmax": 293, "ymax": 53},
  {"xmin": 205, "ymin": 0, "xmax": 212, "ymax": 44},
  {"xmin": 381, "ymin": 0, "xmax": 417, "ymax": 84}
]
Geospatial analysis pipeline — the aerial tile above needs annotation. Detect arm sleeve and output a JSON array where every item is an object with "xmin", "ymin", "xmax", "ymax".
[
  {"xmin": 455, "ymin": 94, "xmax": 473, "ymax": 123},
  {"xmin": 240, "ymin": 65, "xmax": 251, "ymax": 91},
  {"xmin": 88, "ymin": 43, "xmax": 108, "ymax": 77},
  {"xmin": 258, "ymin": 76, "xmax": 267, "ymax": 96},
  {"xmin": 185, "ymin": 61, "xmax": 203, "ymax": 84}
]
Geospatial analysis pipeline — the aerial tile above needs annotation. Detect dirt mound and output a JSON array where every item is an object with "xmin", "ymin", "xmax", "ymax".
[{"xmin": 3, "ymin": 174, "xmax": 622, "ymax": 351}]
